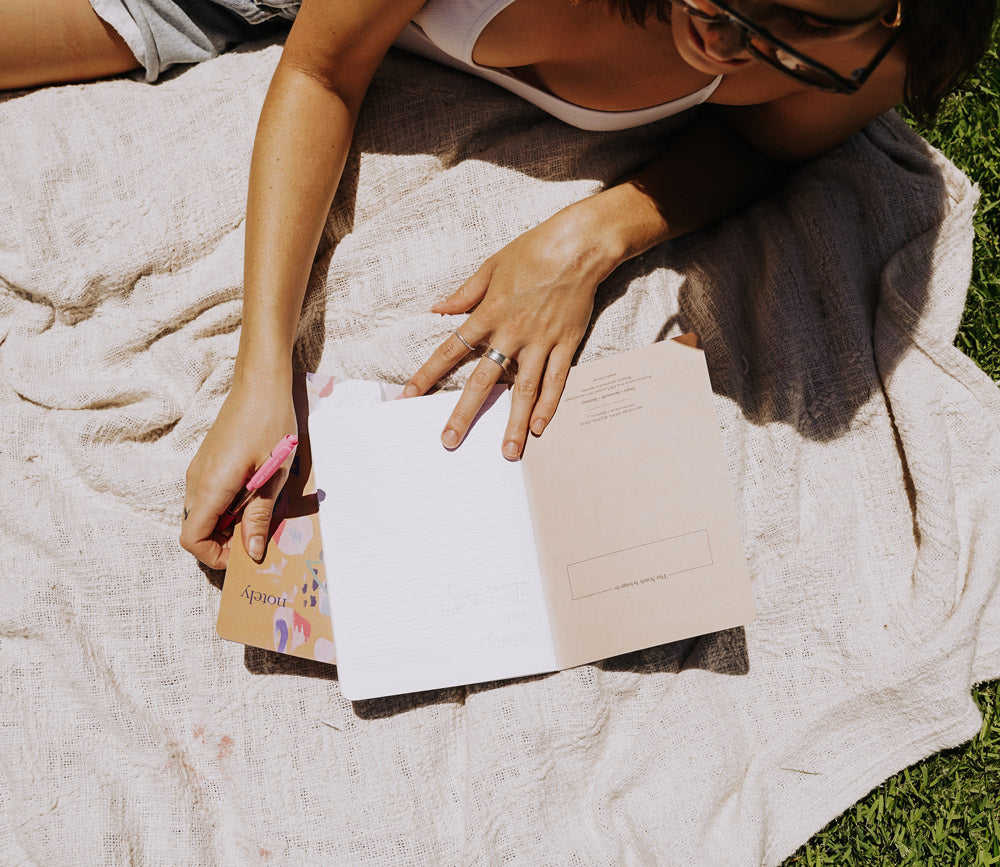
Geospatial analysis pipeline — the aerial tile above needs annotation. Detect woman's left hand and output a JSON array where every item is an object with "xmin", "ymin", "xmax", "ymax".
[{"xmin": 403, "ymin": 202, "xmax": 624, "ymax": 459}]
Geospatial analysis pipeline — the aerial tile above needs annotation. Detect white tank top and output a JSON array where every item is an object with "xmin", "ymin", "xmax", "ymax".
[{"xmin": 394, "ymin": 0, "xmax": 722, "ymax": 131}]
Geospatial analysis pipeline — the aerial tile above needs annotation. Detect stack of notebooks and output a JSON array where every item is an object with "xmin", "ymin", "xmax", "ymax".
[{"xmin": 217, "ymin": 337, "xmax": 755, "ymax": 700}]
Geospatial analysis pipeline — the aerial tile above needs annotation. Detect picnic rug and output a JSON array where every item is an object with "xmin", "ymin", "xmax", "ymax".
[{"xmin": 1, "ymin": 39, "xmax": 998, "ymax": 865}]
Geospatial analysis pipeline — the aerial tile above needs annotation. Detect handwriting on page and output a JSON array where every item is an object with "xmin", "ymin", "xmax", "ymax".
[{"xmin": 309, "ymin": 388, "xmax": 557, "ymax": 698}]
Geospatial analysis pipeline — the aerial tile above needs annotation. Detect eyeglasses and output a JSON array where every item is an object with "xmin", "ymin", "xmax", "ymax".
[{"xmin": 672, "ymin": 0, "xmax": 903, "ymax": 94}]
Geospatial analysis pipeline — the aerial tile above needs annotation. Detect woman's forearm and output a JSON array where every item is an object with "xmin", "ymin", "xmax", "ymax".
[
  {"xmin": 582, "ymin": 110, "xmax": 792, "ymax": 266},
  {"xmin": 234, "ymin": 62, "xmax": 358, "ymax": 384}
]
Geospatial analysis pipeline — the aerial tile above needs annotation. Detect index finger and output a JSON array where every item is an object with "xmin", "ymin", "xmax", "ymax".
[
  {"xmin": 181, "ymin": 510, "xmax": 233, "ymax": 570},
  {"xmin": 403, "ymin": 327, "xmax": 484, "ymax": 398},
  {"xmin": 180, "ymin": 482, "xmax": 240, "ymax": 570}
]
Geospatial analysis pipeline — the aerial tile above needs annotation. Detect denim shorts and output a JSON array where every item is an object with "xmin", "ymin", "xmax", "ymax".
[{"xmin": 89, "ymin": 0, "xmax": 299, "ymax": 81}]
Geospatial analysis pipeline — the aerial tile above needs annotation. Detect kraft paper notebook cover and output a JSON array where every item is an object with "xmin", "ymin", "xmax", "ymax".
[{"xmin": 305, "ymin": 337, "xmax": 755, "ymax": 701}]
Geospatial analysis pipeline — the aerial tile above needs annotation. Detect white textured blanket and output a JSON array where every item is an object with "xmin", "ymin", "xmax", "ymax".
[{"xmin": 1, "ymin": 41, "xmax": 998, "ymax": 866}]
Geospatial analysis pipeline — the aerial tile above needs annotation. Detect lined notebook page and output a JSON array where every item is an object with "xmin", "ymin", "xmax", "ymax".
[{"xmin": 309, "ymin": 387, "xmax": 557, "ymax": 700}]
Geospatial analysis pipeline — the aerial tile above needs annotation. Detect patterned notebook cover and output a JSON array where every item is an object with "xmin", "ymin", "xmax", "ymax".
[{"xmin": 216, "ymin": 372, "xmax": 403, "ymax": 663}]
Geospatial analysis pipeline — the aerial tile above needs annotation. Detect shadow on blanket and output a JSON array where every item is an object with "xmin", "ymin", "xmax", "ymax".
[
  {"xmin": 239, "ymin": 626, "xmax": 750, "ymax": 718},
  {"xmin": 647, "ymin": 124, "xmax": 950, "ymax": 444}
]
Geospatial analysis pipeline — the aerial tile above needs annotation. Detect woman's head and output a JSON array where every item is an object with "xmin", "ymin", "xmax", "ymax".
[{"xmin": 607, "ymin": 0, "xmax": 998, "ymax": 121}]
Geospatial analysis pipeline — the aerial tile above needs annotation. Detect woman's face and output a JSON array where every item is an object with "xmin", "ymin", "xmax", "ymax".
[{"xmin": 670, "ymin": 0, "xmax": 892, "ymax": 78}]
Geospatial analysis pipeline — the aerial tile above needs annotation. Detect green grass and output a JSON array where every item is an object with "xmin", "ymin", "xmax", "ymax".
[
  {"xmin": 783, "ymin": 19, "xmax": 1000, "ymax": 867},
  {"xmin": 915, "ymin": 30, "xmax": 1000, "ymax": 380},
  {"xmin": 784, "ymin": 683, "xmax": 1000, "ymax": 865}
]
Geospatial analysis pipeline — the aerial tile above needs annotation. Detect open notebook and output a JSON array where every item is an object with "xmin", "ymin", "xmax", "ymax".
[{"xmin": 219, "ymin": 337, "xmax": 755, "ymax": 700}]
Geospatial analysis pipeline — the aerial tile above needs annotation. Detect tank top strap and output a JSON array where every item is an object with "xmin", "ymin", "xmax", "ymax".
[{"xmin": 399, "ymin": 0, "xmax": 723, "ymax": 132}]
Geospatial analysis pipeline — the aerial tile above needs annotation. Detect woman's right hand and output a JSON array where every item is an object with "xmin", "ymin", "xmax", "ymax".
[{"xmin": 180, "ymin": 375, "xmax": 297, "ymax": 570}]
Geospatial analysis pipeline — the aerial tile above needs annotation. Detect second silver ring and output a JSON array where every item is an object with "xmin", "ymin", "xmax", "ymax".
[{"xmin": 483, "ymin": 347, "xmax": 513, "ymax": 372}]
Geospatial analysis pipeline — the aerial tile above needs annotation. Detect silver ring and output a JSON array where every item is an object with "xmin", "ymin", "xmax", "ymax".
[
  {"xmin": 454, "ymin": 330, "xmax": 477, "ymax": 353},
  {"xmin": 483, "ymin": 347, "xmax": 513, "ymax": 372}
]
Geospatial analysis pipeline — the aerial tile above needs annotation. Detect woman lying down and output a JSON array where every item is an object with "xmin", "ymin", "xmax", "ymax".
[{"xmin": 3, "ymin": 0, "xmax": 994, "ymax": 568}]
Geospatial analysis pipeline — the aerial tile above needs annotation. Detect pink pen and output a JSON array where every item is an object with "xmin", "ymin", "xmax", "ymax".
[{"xmin": 215, "ymin": 434, "xmax": 299, "ymax": 534}]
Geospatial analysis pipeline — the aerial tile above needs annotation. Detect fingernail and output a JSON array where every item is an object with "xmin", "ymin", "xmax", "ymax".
[
  {"xmin": 531, "ymin": 418, "xmax": 547, "ymax": 435},
  {"xmin": 248, "ymin": 536, "xmax": 265, "ymax": 561},
  {"xmin": 442, "ymin": 429, "xmax": 459, "ymax": 448},
  {"xmin": 503, "ymin": 441, "xmax": 520, "ymax": 459},
  {"xmin": 403, "ymin": 384, "xmax": 419, "ymax": 398}
]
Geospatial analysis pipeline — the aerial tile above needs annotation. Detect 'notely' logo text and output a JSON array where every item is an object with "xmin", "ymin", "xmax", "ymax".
[{"xmin": 241, "ymin": 586, "xmax": 289, "ymax": 607}]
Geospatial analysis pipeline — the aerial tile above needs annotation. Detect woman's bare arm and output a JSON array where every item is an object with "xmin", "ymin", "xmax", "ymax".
[
  {"xmin": 587, "ymin": 40, "xmax": 908, "ymax": 254},
  {"xmin": 181, "ymin": 0, "xmax": 425, "ymax": 568},
  {"xmin": 408, "ymin": 57, "xmax": 906, "ymax": 457},
  {"xmin": 239, "ymin": 0, "xmax": 429, "ymax": 381}
]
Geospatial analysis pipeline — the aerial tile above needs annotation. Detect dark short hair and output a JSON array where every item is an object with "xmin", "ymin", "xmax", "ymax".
[{"xmin": 605, "ymin": 0, "xmax": 998, "ymax": 122}]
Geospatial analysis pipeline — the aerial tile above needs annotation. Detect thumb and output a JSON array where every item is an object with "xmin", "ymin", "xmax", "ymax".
[
  {"xmin": 430, "ymin": 262, "xmax": 493, "ymax": 314},
  {"xmin": 240, "ymin": 468, "xmax": 289, "ymax": 562}
]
